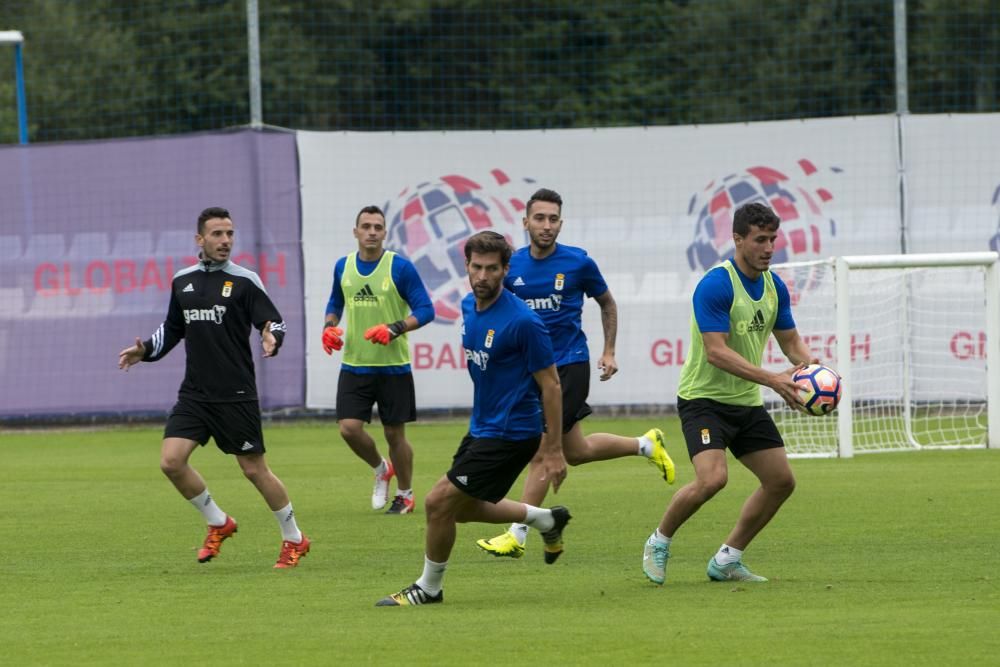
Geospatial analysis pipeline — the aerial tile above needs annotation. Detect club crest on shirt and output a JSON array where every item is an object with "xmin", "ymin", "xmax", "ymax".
[
  {"xmin": 701, "ymin": 428, "xmax": 711, "ymax": 445},
  {"xmin": 222, "ymin": 281, "xmax": 233, "ymax": 297},
  {"xmin": 554, "ymin": 273, "xmax": 565, "ymax": 291},
  {"xmin": 485, "ymin": 329, "xmax": 495, "ymax": 348},
  {"xmin": 382, "ymin": 276, "xmax": 391, "ymax": 291}
]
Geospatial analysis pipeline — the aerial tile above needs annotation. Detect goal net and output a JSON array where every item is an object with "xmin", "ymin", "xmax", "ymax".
[{"xmin": 764, "ymin": 252, "xmax": 999, "ymax": 458}]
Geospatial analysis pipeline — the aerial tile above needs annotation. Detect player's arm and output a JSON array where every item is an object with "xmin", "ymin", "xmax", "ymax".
[
  {"xmin": 322, "ymin": 260, "xmax": 346, "ymax": 354},
  {"xmin": 769, "ymin": 273, "xmax": 817, "ymax": 369},
  {"xmin": 772, "ymin": 327, "xmax": 817, "ymax": 367},
  {"xmin": 702, "ymin": 332, "xmax": 803, "ymax": 408},
  {"xmin": 364, "ymin": 257, "xmax": 436, "ymax": 345},
  {"xmin": 593, "ymin": 289, "xmax": 618, "ymax": 381},
  {"xmin": 249, "ymin": 282, "xmax": 286, "ymax": 358},
  {"xmin": 119, "ymin": 290, "xmax": 184, "ymax": 370},
  {"xmin": 532, "ymin": 363, "xmax": 567, "ymax": 493}
]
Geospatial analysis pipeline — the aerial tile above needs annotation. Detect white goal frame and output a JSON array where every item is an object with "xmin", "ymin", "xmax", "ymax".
[{"xmin": 831, "ymin": 251, "xmax": 1000, "ymax": 457}]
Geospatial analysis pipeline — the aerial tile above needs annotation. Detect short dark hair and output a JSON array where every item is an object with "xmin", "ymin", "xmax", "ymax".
[
  {"xmin": 464, "ymin": 230, "xmax": 512, "ymax": 267},
  {"xmin": 198, "ymin": 207, "xmax": 231, "ymax": 235},
  {"xmin": 732, "ymin": 202, "xmax": 780, "ymax": 236},
  {"xmin": 355, "ymin": 205, "xmax": 386, "ymax": 226},
  {"xmin": 526, "ymin": 188, "xmax": 563, "ymax": 216}
]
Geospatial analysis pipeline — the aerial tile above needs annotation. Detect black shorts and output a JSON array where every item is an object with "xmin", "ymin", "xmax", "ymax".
[
  {"xmin": 164, "ymin": 398, "xmax": 265, "ymax": 456},
  {"xmin": 558, "ymin": 362, "xmax": 593, "ymax": 433},
  {"xmin": 336, "ymin": 370, "xmax": 417, "ymax": 425},
  {"xmin": 446, "ymin": 433, "xmax": 541, "ymax": 503},
  {"xmin": 677, "ymin": 397, "xmax": 784, "ymax": 460}
]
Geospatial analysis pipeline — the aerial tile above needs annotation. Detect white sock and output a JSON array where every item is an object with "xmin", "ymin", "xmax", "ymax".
[
  {"xmin": 715, "ymin": 544, "xmax": 743, "ymax": 565},
  {"xmin": 522, "ymin": 505, "xmax": 554, "ymax": 532},
  {"xmin": 373, "ymin": 459, "xmax": 388, "ymax": 475},
  {"xmin": 188, "ymin": 489, "xmax": 227, "ymax": 526},
  {"xmin": 273, "ymin": 502, "xmax": 303, "ymax": 543},
  {"xmin": 397, "ymin": 488, "xmax": 413, "ymax": 499},
  {"xmin": 508, "ymin": 523, "xmax": 529, "ymax": 545},
  {"xmin": 649, "ymin": 528, "xmax": 671, "ymax": 546},
  {"xmin": 637, "ymin": 435, "xmax": 653, "ymax": 457},
  {"xmin": 415, "ymin": 556, "xmax": 448, "ymax": 595}
]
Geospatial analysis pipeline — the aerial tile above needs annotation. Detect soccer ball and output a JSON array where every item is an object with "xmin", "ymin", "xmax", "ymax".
[{"xmin": 792, "ymin": 364, "xmax": 842, "ymax": 416}]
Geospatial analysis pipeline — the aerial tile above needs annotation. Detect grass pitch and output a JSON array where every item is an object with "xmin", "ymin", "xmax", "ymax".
[{"xmin": 2, "ymin": 418, "xmax": 998, "ymax": 665}]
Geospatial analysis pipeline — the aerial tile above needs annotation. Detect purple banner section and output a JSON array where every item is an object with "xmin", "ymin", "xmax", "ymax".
[{"xmin": 0, "ymin": 129, "xmax": 304, "ymax": 417}]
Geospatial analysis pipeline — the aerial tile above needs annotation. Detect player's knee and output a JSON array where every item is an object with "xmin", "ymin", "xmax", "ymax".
[
  {"xmin": 768, "ymin": 472, "xmax": 796, "ymax": 498},
  {"xmin": 383, "ymin": 425, "xmax": 407, "ymax": 447},
  {"xmin": 338, "ymin": 421, "xmax": 362, "ymax": 441},
  {"xmin": 697, "ymin": 473, "xmax": 727, "ymax": 498},
  {"xmin": 424, "ymin": 489, "xmax": 447, "ymax": 521},
  {"xmin": 159, "ymin": 456, "xmax": 186, "ymax": 479}
]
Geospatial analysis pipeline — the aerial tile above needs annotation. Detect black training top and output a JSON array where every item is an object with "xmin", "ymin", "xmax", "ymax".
[{"xmin": 142, "ymin": 257, "xmax": 286, "ymax": 402}]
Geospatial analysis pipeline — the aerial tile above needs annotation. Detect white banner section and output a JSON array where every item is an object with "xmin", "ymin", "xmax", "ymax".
[
  {"xmin": 299, "ymin": 116, "xmax": 899, "ymax": 410},
  {"xmin": 904, "ymin": 113, "xmax": 1000, "ymax": 253}
]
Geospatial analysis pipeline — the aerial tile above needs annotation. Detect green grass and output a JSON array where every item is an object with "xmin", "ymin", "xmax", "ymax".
[{"xmin": 2, "ymin": 418, "xmax": 998, "ymax": 665}]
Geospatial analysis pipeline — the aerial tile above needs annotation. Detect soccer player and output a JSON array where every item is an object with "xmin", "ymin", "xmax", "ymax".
[
  {"xmin": 477, "ymin": 188, "xmax": 675, "ymax": 563},
  {"xmin": 376, "ymin": 231, "xmax": 571, "ymax": 606},
  {"xmin": 117, "ymin": 207, "xmax": 309, "ymax": 568},
  {"xmin": 641, "ymin": 202, "xmax": 816, "ymax": 585},
  {"xmin": 321, "ymin": 205, "xmax": 434, "ymax": 514}
]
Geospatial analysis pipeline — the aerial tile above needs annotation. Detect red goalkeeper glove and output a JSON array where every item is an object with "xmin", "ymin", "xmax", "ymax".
[
  {"xmin": 364, "ymin": 320, "xmax": 406, "ymax": 346},
  {"xmin": 322, "ymin": 324, "xmax": 344, "ymax": 354}
]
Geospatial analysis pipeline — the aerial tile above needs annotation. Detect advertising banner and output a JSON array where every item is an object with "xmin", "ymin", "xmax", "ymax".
[
  {"xmin": 298, "ymin": 116, "xmax": 900, "ymax": 409},
  {"xmin": 0, "ymin": 129, "xmax": 304, "ymax": 416}
]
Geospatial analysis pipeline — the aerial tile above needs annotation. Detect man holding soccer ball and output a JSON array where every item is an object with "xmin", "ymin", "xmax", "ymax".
[{"xmin": 642, "ymin": 202, "xmax": 818, "ymax": 585}]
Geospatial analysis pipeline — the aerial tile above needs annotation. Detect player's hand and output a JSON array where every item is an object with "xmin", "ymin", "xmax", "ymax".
[
  {"xmin": 772, "ymin": 365, "xmax": 808, "ymax": 410},
  {"xmin": 322, "ymin": 324, "xmax": 344, "ymax": 354},
  {"xmin": 261, "ymin": 321, "xmax": 277, "ymax": 358},
  {"xmin": 118, "ymin": 338, "xmax": 145, "ymax": 371},
  {"xmin": 364, "ymin": 320, "xmax": 406, "ymax": 346},
  {"xmin": 597, "ymin": 353, "xmax": 618, "ymax": 381}
]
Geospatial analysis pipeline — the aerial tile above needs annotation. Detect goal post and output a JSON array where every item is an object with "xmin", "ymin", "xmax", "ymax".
[{"xmin": 767, "ymin": 251, "xmax": 999, "ymax": 458}]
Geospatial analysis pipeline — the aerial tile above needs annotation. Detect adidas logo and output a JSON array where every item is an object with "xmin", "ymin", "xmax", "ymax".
[
  {"xmin": 241, "ymin": 441, "xmax": 254, "ymax": 451},
  {"xmin": 747, "ymin": 309, "xmax": 766, "ymax": 332},
  {"xmin": 352, "ymin": 284, "xmax": 379, "ymax": 304},
  {"xmin": 182, "ymin": 283, "xmax": 194, "ymax": 292},
  {"xmin": 513, "ymin": 277, "xmax": 525, "ymax": 286},
  {"xmin": 455, "ymin": 475, "xmax": 468, "ymax": 485}
]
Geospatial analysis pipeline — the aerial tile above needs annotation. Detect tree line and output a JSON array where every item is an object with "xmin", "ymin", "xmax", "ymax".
[{"xmin": 0, "ymin": 0, "xmax": 996, "ymax": 144}]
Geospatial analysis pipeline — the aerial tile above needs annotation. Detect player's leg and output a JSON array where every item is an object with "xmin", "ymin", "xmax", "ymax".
[
  {"xmin": 574, "ymin": 428, "xmax": 676, "ymax": 483},
  {"xmin": 707, "ymin": 408, "xmax": 791, "ymax": 583},
  {"xmin": 236, "ymin": 453, "xmax": 311, "ymax": 568},
  {"xmin": 558, "ymin": 362, "xmax": 675, "ymax": 477},
  {"xmin": 478, "ymin": 363, "xmax": 585, "ymax": 555},
  {"xmin": 378, "ymin": 373, "xmax": 417, "ymax": 514},
  {"xmin": 643, "ymin": 398, "xmax": 730, "ymax": 584},
  {"xmin": 161, "ymin": 400, "xmax": 237, "ymax": 562},
  {"xmin": 336, "ymin": 370, "xmax": 393, "ymax": 509},
  {"xmin": 378, "ymin": 434, "xmax": 567, "ymax": 606},
  {"xmin": 214, "ymin": 401, "xmax": 308, "ymax": 568},
  {"xmin": 160, "ymin": 436, "xmax": 206, "ymax": 498}
]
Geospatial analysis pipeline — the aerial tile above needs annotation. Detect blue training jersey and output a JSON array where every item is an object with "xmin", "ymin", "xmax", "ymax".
[
  {"xmin": 462, "ymin": 289, "xmax": 555, "ymax": 440},
  {"xmin": 504, "ymin": 244, "xmax": 608, "ymax": 367},
  {"xmin": 692, "ymin": 264, "xmax": 796, "ymax": 333},
  {"xmin": 324, "ymin": 252, "xmax": 434, "ymax": 374}
]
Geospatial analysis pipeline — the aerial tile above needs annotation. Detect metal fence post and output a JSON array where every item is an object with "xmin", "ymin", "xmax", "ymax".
[{"xmin": 0, "ymin": 30, "xmax": 27, "ymax": 144}]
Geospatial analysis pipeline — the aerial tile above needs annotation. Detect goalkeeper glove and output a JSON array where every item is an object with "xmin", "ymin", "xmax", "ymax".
[
  {"xmin": 322, "ymin": 324, "xmax": 344, "ymax": 354},
  {"xmin": 364, "ymin": 320, "xmax": 406, "ymax": 346}
]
